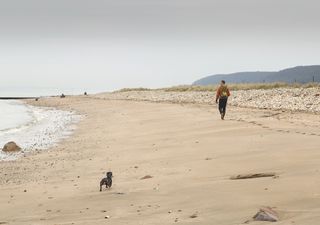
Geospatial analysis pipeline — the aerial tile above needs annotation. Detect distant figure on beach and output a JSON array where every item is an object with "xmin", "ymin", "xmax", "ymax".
[
  {"xmin": 215, "ymin": 80, "xmax": 230, "ymax": 120},
  {"xmin": 60, "ymin": 94, "xmax": 66, "ymax": 98},
  {"xmin": 84, "ymin": 92, "xmax": 88, "ymax": 96}
]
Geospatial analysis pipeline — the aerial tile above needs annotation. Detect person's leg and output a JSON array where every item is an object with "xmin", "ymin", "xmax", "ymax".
[
  {"xmin": 218, "ymin": 99, "xmax": 224, "ymax": 114},
  {"xmin": 219, "ymin": 98, "xmax": 227, "ymax": 119},
  {"xmin": 219, "ymin": 98, "xmax": 225, "ymax": 119},
  {"xmin": 222, "ymin": 98, "xmax": 228, "ymax": 119}
]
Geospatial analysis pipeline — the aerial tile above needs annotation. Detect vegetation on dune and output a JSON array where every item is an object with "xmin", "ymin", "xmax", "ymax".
[
  {"xmin": 115, "ymin": 87, "xmax": 152, "ymax": 92},
  {"xmin": 115, "ymin": 82, "xmax": 320, "ymax": 93}
]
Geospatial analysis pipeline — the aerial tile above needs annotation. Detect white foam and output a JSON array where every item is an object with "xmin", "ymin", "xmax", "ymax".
[{"xmin": 0, "ymin": 102, "xmax": 82, "ymax": 161}]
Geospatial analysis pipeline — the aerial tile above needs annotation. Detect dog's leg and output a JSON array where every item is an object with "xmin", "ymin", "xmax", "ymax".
[{"xmin": 100, "ymin": 181, "xmax": 103, "ymax": 192}]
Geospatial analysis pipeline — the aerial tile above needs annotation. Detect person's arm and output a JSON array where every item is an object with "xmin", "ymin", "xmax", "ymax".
[
  {"xmin": 227, "ymin": 88, "xmax": 231, "ymax": 97},
  {"xmin": 215, "ymin": 88, "xmax": 220, "ymax": 103}
]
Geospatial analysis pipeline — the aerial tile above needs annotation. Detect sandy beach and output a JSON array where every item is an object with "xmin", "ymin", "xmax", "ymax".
[{"xmin": 1, "ymin": 94, "xmax": 320, "ymax": 225}]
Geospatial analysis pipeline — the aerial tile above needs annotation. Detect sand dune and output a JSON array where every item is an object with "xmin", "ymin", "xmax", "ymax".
[{"xmin": 1, "ymin": 96, "xmax": 320, "ymax": 225}]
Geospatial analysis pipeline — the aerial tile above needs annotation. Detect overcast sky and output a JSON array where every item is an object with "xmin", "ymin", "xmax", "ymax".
[{"xmin": 0, "ymin": 0, "xmax": 319, "ymax": 93}]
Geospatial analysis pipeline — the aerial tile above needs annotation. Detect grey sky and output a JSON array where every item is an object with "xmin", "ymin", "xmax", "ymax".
[{"xmin": 0, "ymin": 0, "xmax": 319, "ymax": 93}]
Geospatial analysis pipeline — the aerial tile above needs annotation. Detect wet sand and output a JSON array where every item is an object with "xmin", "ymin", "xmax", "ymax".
[{"xmin": 0, "ymin": 96, "xmax": 320, "ymax": 225}]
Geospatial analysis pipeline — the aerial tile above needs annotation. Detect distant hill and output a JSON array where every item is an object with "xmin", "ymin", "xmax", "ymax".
[{"xmin": 193, "ymin": 65, "xmax": 320, "ymax": 85}]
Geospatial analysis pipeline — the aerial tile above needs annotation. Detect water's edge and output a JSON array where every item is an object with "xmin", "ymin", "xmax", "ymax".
[{"xmin": 0, "ymin": 101, "xmax": 82, "ymax": 161}]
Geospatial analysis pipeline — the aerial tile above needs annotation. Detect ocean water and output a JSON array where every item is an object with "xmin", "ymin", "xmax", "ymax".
[
  {"xmin": 0, "ymin": 100, "xmax": 81, "ymax": 161},
  {"xmin": 0, "ymin": 101, "xmax": 34, "ymax": 132},
  {"xmin": 0, "ymin": 86, "xmax": 108, "ymax": 97}
]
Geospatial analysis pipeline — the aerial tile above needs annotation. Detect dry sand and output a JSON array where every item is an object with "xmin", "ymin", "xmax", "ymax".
[{"xmin": 1, "ymin": 95, "xmax": 320, "ymax": 225}]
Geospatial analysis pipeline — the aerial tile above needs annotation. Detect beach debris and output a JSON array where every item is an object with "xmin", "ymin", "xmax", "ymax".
[
  {"xmin": 141, "ymin": 175, "xmax": 153, "ymax": 180},
  {"xmin": 2, "ymin": 142, "xmax": 21, "ymax": 152},
  {"xmin": 104, "ymin": 216, "xmax": 110, "ymax": 219},
  {"xmin": 230, "ymin": 173, "xmax": 277, "ymax": 180},
  {"xmin": 253, "ymin": 207, "xmax": 279, "ymax": 222}
]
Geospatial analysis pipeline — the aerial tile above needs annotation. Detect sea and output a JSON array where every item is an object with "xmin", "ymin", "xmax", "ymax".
[{"xmin": 0, "ymin": 88, "xmax": 85, "ymax": 161}]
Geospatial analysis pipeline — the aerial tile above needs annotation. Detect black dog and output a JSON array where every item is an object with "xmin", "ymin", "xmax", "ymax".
[{"xmin": 100, "ymin": 172, "xmax": 113, "ymax": 192}]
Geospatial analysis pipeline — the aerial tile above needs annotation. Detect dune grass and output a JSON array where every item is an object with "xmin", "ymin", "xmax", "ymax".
[
  {"xmin": 116, "ymin": 82, "xmax": 320, "ymax": 93},
  {"xmin": 116, "ymin": 87, "xmax": 152, "ymax": 92}
]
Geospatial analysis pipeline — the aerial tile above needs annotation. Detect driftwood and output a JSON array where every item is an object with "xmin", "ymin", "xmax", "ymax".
[
  {"xmin": 230, "ymin": 173, "xmax": 276, "ymax": 180},
  {"xmin": 141, "ymin": 175, "xmax": 153, "ymax": 180}
]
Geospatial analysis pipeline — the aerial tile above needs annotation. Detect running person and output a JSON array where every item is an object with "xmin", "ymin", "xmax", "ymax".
[{"xmin": 215, "ymin": 80, "xmax": 230, "ymax": 120}]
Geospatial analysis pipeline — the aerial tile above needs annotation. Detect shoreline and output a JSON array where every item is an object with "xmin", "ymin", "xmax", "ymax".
[
  {"xmin": 0, "ymin": 95, "xmax": 320, "ymax": 224},
  {"xmin": 0, "ymin": 97, "xmax": 38, "ymax": 100},
  {"xmin": 0, "ymin": 99, "xmax": 82, "ymax": 161}
]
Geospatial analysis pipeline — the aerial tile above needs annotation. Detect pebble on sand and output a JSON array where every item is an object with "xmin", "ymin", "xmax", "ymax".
[
  {"xmin": 190, "ymin": 213, "xmax": 198, "ymax": 219},
  {"xmin": 2, "ymin": 142, "xmax": 21, "ymax": 152},
  {"xmin": 253, "ymin": 207, "xmax": 279, "ymax": 222},
  {"xmin": 98, "ymin": 88, "xmax": 320, "ymax": 113}
]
